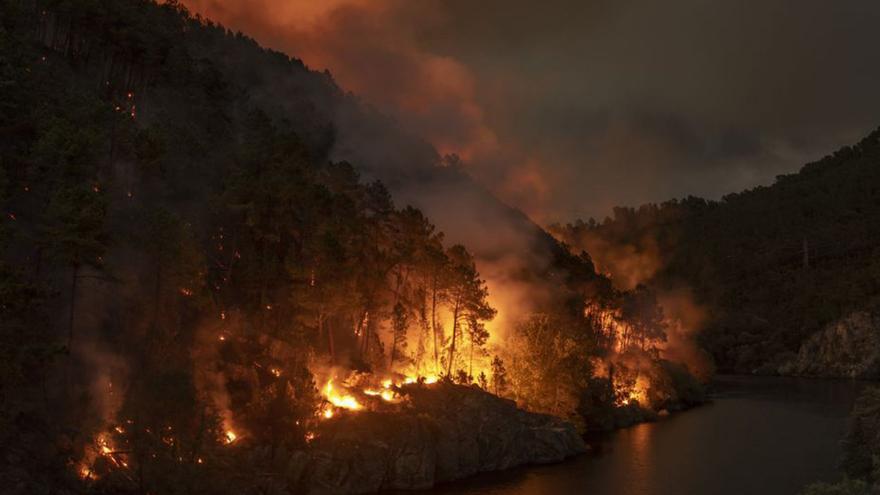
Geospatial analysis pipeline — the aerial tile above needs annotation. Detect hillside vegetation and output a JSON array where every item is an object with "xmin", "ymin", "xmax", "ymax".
[
  {"xmin": 0, "ymin": 1, "xmax": 703, "ymax": 493},
  {"xmin": 552, "ymin": 129, "xmax": 880, "ymax": 373}
]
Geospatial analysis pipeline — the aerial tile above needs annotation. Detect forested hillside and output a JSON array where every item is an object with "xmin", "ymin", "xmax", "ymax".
[
  {"xmin": 0, "ymin": 1, "xmax": 707, "ymax": 492},
  {"xmin": 552, "ymin": 129, "xmax": 880, "ymax": 373}
]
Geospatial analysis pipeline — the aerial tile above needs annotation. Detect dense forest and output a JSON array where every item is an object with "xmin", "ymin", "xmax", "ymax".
[
  {"xmin": 551, "ymin": 128, "xmax": 880, "ymax": 374},
  {"xmin": 0, "ymin": 1, "xmax": 705, "ymax": 492}
]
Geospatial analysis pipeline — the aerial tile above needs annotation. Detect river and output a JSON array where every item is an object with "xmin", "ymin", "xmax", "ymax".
[{"xmin": 412, "ymin": 375, "xmax": 865, "ymax": 495}]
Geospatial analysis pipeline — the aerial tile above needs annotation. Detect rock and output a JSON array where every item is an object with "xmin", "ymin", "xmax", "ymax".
[
  {"xmin": 783, "ymin": 311, "xmax": 880, "ymax": 378},
  {"xmin": 285, "ymin": 451, "xmax": 310, "ymax": 489},
  {"xmin": 299, "ymin": 382, "xmax": 586, "ymax": 494}
]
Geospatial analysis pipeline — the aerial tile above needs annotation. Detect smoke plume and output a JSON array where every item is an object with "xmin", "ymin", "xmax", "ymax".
[{"xmin": 180, "ymin": 0, "xmax": 880, "ymax": 223}]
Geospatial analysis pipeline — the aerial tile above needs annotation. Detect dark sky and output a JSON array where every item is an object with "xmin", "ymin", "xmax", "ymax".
[{"xmin": 182, "ymin": 0, "xmax": 880, "ymax": 222}]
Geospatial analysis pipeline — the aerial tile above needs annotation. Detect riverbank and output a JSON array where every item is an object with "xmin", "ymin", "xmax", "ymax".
[
  {"xmin": 287, "ymin": 369, "xmax": 711, "ymax": 495},
  {"xmin": 269, "ymin": 382, "xmax": 586, "ymax": 494},
  {"xmin": 405, "ymin": 376, "xmax": 862, "ymax": 495}
]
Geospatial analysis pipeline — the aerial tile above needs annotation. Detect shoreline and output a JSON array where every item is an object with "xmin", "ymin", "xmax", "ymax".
[{"xmin": 378, "ymin": 385, "xmax": 712, "ymax": 495}]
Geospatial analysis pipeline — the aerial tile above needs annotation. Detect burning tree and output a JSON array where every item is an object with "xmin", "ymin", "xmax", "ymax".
[
  {"xmin": 617, "ymin": 284, "xmax": 667, "ymax": 352},
  {"xmin": 465, "ymin": 314, "xmax": 490, "ymax": 379},
  {"xmin": 503, "ymin": 314, "xmax": 594, "ymax": 420},
  {"xmin": 389, "ymin": 302, "xmax": 409, "ymax": 369},
  {"xmin": 491, "ymin": 356, "xmax": 508, "ymax": 396},
  {"xmin": 443, "ymin": 245, "xmax": 496, "ymax": 377}
]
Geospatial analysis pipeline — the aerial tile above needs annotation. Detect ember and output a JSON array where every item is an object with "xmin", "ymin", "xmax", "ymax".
[{"xmin": 225, "ymin": 430, "xmax": 237, "ymax": 444}]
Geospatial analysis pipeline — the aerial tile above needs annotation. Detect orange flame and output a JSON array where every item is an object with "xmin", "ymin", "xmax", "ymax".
[
  {"xmin": 224, "ymin": 430, "xmax": 237, "ymax": 444},
  {"xmin": 322, "ymin": 379, "xmax": 362, "ymax": 411}
]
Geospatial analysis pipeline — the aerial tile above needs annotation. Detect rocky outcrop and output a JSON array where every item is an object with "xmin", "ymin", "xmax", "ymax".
[
  {"xmin": 297, "ymin": 382, "xmax": 586, "ymax": 494},
  {"xmin": 782, "ymin": 311, "xmax": 880, "ymax": 378}
]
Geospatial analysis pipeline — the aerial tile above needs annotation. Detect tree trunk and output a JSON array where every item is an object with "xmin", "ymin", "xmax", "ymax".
[
  {"xmin": 354, "ymin": 309, "xmax": 366, "ymax": 340},
  {"xmin": 323, "ymin": 313, "xmax": 335, "ymax": 363},
  {"xmin": 469, "ymin": 335, "xmax": 474, "ymax": 378},
  {"xmin": 63, "ymin": 15, "xmax": 72, "ymax": 57},
  {"xmin": 32, "ymin": 246, "xmax": 43, "ymax": 278},
  {"xmin": 360, "ymin": 307, "xmax": 370, "ymax": 357},
  {"xmin": 190, "ymin": 408, "xmax": 207, "ymax": 465},
  {"xmin": 66, "ymin": 263, "xmax": 79, "ymax": 351},
  {"xmin": 257, "ymin": 241, "xmax": 269, "ymax": 332},
  {"xmin": 389, "ymin": 336, "xmax": 397, "ymax": 370},
  {"xmin": 608, "ymin": 362, "xmax": 616, "ymax": 400},
  {"xmin": 50, "ymin": 13, "xmax": 59, "ymax": 50},
  {"xmin": 152, "ymin": 264, "xmax": 162, "ymax": 330},
  {"xmin": 446, "ymin": 298, "xmax": 461, "ymax": 377},
  {"xmin": 431, "ymin": 277, "xmax": 439, "ymax": 369},
  {"xmin": 389, "ymin": 309, "xmax": 399, "ymax": 369}
]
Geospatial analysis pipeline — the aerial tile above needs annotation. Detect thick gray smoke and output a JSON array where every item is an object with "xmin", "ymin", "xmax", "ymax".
[
  {"xmin": 175, "ymin": 5, "xmax": 568, "ymax": 343},
  {"xmin": 182, "ymin": 0, "xmax": 880, "ymax": 222}
]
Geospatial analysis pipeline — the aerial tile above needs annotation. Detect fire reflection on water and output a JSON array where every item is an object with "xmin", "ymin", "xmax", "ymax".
[{"xmin": 623, "ymin": 422, "xmax": 654, "ymax": 494}]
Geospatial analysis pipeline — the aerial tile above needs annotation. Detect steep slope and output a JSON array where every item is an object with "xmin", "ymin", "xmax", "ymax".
[
  {"xmin": 173, "ymin": 11, "xmax": 600, "ymax": 323},
  {"xmin": 301, "ymin": 382, "xmax": 585, "ymax": 494},
  {"xmin": 552, "ymin": 128, "xmax": 880, "ymax": 373},
  {"xmin": 5, "ymin": 0, "xmax": 611, "ymax": 338},
  {"xmin": 2, "ymin": 2, "xmax": 605, "ymax": 492}
]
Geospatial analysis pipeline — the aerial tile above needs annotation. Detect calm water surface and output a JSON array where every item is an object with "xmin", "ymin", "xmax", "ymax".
[{"xmin": 415, "ymin": 376, "xmax": 865, "ymax": 495}]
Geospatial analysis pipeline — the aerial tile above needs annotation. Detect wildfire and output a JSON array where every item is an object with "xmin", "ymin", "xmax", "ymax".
[
  {"xmin": 79, "ymin": 464, "xmax": 93, "ymax": 480},
  {"xmin": 315, "ymin": 371, "xmax": 443, "ymax": 421},
  {"xmin": 398, "ymin": 373, "xmax": 439, "ymax": 386},
  {"xmin": 224, "ymin": 430, "xmax": 237, "ymax": 444},
  {"xmin": 99, "ymin": 436, "xmax": 112, "ymax": 455},
  {"xmin": 322, "ymin": 379, "xmax": 362, "ymax": 411},
  {"xmin": 78, "ymin": 430, "xmax": 129, "ymax": 479},
  {"xmin": 617, "ymin": 375, "xmax": 650, "ymax": 407},
  {"xmin": 364, "ymin": 388, "xmax": 396, "ymax": 402}
]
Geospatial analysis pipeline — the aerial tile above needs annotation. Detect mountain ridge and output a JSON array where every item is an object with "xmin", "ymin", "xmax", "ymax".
[{"xmin": 551, "ymin": 126, "xmax": 880, "ymax": 373}]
